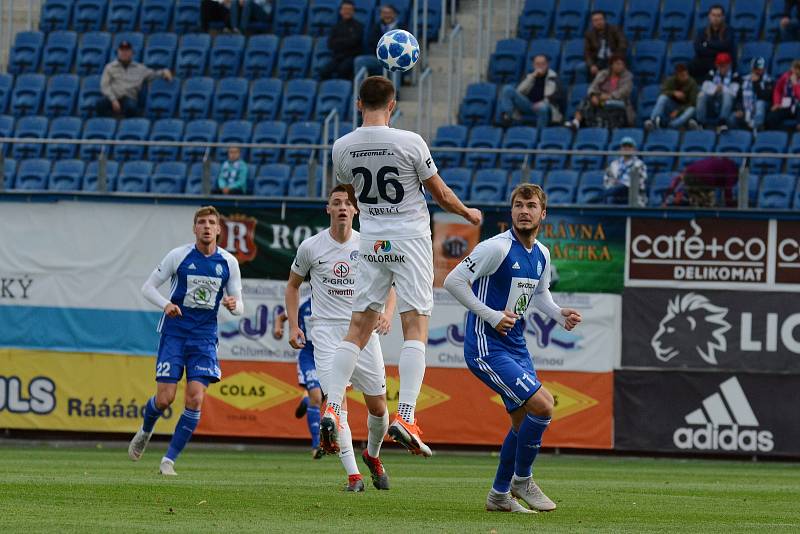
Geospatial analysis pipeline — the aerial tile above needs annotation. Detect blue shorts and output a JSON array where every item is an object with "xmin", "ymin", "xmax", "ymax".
[
  {"xmin": 296, "ymin": 341, "xmax": 320, "ymax": 391},
  {"xmin": 466, "ymin": 350, "xmax": 541, "ymax": 413},
  {"xmin": 156, "ymin": 334, "xmax": 221, "ymax": 384}
]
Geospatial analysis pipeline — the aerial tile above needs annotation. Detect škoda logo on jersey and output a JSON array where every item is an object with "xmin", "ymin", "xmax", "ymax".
[
  {"xmin": 365, "ymin": 240, "xmax": 406, "ymax": 263},
  {"xmin": 220, "ymin": 214, "xmax": 258, "ymax": 264}
]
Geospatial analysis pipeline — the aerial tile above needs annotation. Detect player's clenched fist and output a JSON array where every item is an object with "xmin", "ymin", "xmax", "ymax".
[
  {"xmin": 494, "ymin": 310, "xmax": 518, "ymax": 336},
  {"xmin": 464, "ymin": 208, "xmax": 483, "ymax": 226},
  {"xmin": 561, "ymin": 308, "xmax": 582, "ymax": 331},
  {"xmin": 163, "ymin": 303, "xmax": 182, "ymax": 318},
  {"xmin": 222, "ymin": 296, "xmax": 238, "ymax": 312},
  {"xmin": 289, "ymin": 326, "xmax": 306, "ymax": 349}
]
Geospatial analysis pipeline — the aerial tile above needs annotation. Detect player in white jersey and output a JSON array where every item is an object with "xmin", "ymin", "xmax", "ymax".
[
  {"xmin": 285, "ymin": 184, "xmax": 395, "ymax": 492},
  {"xmin": 321, "ymin": 76, "xmax": 483, "ymax": 457}
]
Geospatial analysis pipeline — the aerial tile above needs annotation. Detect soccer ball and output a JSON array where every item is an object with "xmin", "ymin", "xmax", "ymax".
[{"xmin": 376, "ymin": 29, "xmax": 420, "ymax": 72}]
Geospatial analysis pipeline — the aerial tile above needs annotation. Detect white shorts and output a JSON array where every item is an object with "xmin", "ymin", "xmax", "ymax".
[
  {"xmin": 353, "ymin": 236, "xmax": 434, "ymax": 316},
  {"xmin": 309, "ymin": 322, "xmax": 386, "ymax": 397}
]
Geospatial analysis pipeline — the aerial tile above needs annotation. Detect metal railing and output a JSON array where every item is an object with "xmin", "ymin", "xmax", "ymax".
[
  {"xmin": 352, "ymin": 66, "xmax": 368, "ymax": 129},
  {"xmin": 321, "ymin": 108, "xmax": 339, "ymax": 197},
  {"xmin": 475, "ymin": 0, "xmax": 495, "ymax": 83},
  {"xmin": 446, "ymin": 24, "xmax": 464, "ymax": 125},
  {"xmin": 416, "ymin": 67, "xmax": 433, "ymax": 141}
]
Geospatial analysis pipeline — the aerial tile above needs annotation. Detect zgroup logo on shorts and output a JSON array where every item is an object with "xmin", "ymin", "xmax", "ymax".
[
  {"xmin": 651, "ymin": 293, "xmax": 731, "ymax": 364},
  {"xmin": 373, "ymin": 240, "xmax": 392, "ymax": 253},
  {"xmin": 333, "ymin": 261, "xmax": 350, "ymax": 278}
]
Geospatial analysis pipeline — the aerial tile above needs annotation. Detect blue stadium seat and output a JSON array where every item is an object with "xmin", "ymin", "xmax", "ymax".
[
  {"xmin": 281, "ymin": 79, "xmax": 317, "ymax": 122},
  {"xmin": 758, "ymin": 174, "xmax": 795, "ymax": 209},
  {"xmin": 676, "ymin": 130, "xmax": 716, "ymax": 168},
  {"xmin": 144, "ymin": 32, "xmax": 178, "ymax": 71},
  {"xmin": 765, "ymin": 0, "xmax": 788, "ymax": 40},
  {"xmin": 716, "ymin": 129, "xmax": 752, "ymax": 165},
  {"xmin": 107, "ymin": 0, "xmax": 140, "ymax": 32},
  {"xmin": 210, "ymin": 34, "xmax": 245, "ymax": 78},
  {"xmin": 315, "ymin": 79, "xmax": 351, "ymax": 121},
  {"xmin": 642, "ymin": 129, "xmax": 679, "ymax": 174},
  {"xmin": 112, "ymin": 32, "xmax": 144, "ymax": 62},
  {"xmin": 309, "ymin": 0, "xmax": 339, "ymax": 37},
  {"xmin": 648, "ymin": 172, "xmax": 674, "ymax": 206},
  {"xmin": 609, "ymin": 128, "xmax": 644, "ymax": 151},
  {"xmin": 151, "ymin": 162, "xmax": 188, "ymax": 194},
  {"xmin": 517, "ymin": 0, "xmax": 555, "ymax": 39},
  {"xmin": 535, "ymin": 126, "xmax": 573, "ymax": 171},
  {"xmin": 44, "ymin": 74, "xmax": 79, "ymax": 117},
  {"xmin": 117, "ymin": 161, "xmax": 153, "ymax": 193},
  {"xmin": 42, "ymin": 31, "xmax": 77, "ymax": 75},
  {"xmin": 73, "ymin": 0, "xmax": 108, "ymax": 33},
  {"xmin": 544, "ymin": 170, "xmax": 578, "ymax": 204},
  {"xmin": 182, "ymin": 119, "xmax": 217, "ymax": 162},
  {"xmin": 526, "ymin": 39, "xmax": 561, "ymax": 72},
  {"xmin": 148, "ymin": 118, "xmax": 185, "ymax": 162},
  {"xmin": 560, "ymin": 39, "xmax": 586, "ymax": 84},
  {"xmin": 141, "ymin": 0, "xmax": 174, "ymax": 33},
  {"xmin": 46, "ymin": 116, "xmax": 82, "ymax": 160},
  {"xmin": 417, "ymin": 1, "xmax": 444, "ymax": 42},
  {"xmin": 288, "ymin": 164, "xmax": 323, "ymax": 197},
  {"xmin": 744, "ymin": 173, "xmax": 760, "ymax": 207},
  {"xmin": 593, "ymin": 0, "xmax": 624, "ymax": 26},
  {"xmin": 145, "ymin": 78, "xmax": 180, "ymax": 120},
  {"xmin": 251, "ymin": 120, "xmax": 288, "ymax": 165},
  {"xmin": 76, "ymin": 32, "xmax": 111, "ymax": 76},
  {"xmin": 83, "ymin": 160, "xmax": 119, "ymax": 192},
  {"xmin": 772, "ymin": 43, "xmax": 800, "ymax": 76},
  {"xmin": 571, "ymin": 127, "xmax": 609, "ymax": 171},
  {"xmin": 78, "ymin": 74, "xmax": 102, "ymax": 118},
  {"xmin": 212, "ymin": 77, "xmax": 248, "ymax": 122},
  {"xmin": 738, "ymin": 41, "xmax": 773, "ymax": 76},
  {"xmin": 566, "ymin": 83, "xmax": 588, "ymax": 119},
  {"xmin": 576, "ymin": 170, "xmax": 605, "ymax": 204},
  {"xmin": 285, "ymin": 121, "xmax": 322, "ymax": 166},
  {"xmin": 40, "ymin": 0, "xmax": 73, "ymax": 32},
  {"xmin": 3, "ymin": 158, "xmax": 17, "ymax": 189},
  {"xmin": 10, "ymin": 74, "xmax": 46, "ymax": 117},
  {"xmin": 636, "ymin": 84, "xmax": 661, "ymax": 127},
  {"xmin": 7, "ymin": 31, "xmax": 44, "ymax": 74},
  {"xmin": 311, "ymin": 38, "xmax": 334, "ymax": 79},
  {"xmin": 238, "ymin": 0, "xmax": 271, "ymax": 34},
  {"xmin": 177, "ymin": 33, "xmax": 211, "ymax": 78},
  {"xmin": 352, "ymin": 0, "xmax": 374, "ymax": 28},
  {"xmin": 114, "ymin": 118, "xmax": 151, "ymax": 161},
  {"xmin": 439, "ymin": 167, "xmax": 473, "ymax": 199},
  {"xmin": 731, "ymin": 0, "xmax": 764, "ymax": 42},
  {"xmin": 458, "ymin": 83, "xmax": 496, "ymax": 126},
  {"xmin": 80, "ymin": 117, "xmax": 117, "ymax": 160},
  {"xmin": 464, "ymin": 126, "xmax": 503, "ymax": 169},
  {"xmin": 625, "ymin": 0, "xmax": 658, "ymax": 41},
  {"xmin": 14, "ymin": 159, "xmax": 51, "ymax": 191},
  {"xmin": 432, "ymin": 124, "xmax": 468, "ymax": 169},
  {"xmin": 750, "ymin": 131, "xmax": 788, "ymax": 176},
  {"xmin": 49, "ymin": 159, "xmax": 85, "ymax": 191},
  {"xmin": 277, "ymin": 35, "xmax": 313, "ymax": 80},
  {"xmin": 787, "ymin": 132, "xmax": 800, "ymax": 175},
  {"xmin": 488, "ymin": 38, "xmax": 527, "ymax": 84},
  {"xmin": 633, "ymin": 40, "xmax": 667, "ymax": 85},
  {"xmin": 509, "ymin": 169, "xmax": 544, "ymax": 189},
  {"xmin": 499, "ymin": 126, "xmax": 537, "ymax": 169},
  {"xmin": 174, "ymin": 0, "xmax": 201, "ymax": 33},
  {"xmin": 658, "ymin": 0, "xmax": 694, "ymax": 40},
  {"xmin": 795, "ymin": 181, "xmax": 800, "ymax": 209},
  {"xmin": 185, "ymin": 161, "xmax": 220, "ymax": 194},
  {"xmin": 12, "ymin": 116, "xmax": 48, "ymax": 160},
  {"xmin": 387, "ymin": 0, "xmax": 411, "ymax": 27},
  {"xmin": 666, "ymin": 41, "xmax": 694, "ymax": 75},
  {"xmin": 179, "ymin": 77, "xmax": 215, "ymax": 120},
  {"xmin": 274, "ymin": 0, "xmax": 309, "ymax": 36},
  {"xmin": 0, "ymin": 74, "xmax": 14, "ymax": 115},
  {"xmin": 243, "ymin": 35, "xmax": 279, "ymax": 79},
  {"xmin": 554, "ymin": 0, "xmax": 588, "ymax": 39},
  {"xmin": 0, "ymin": 115, "xmax": 12, "ymax": 149},
  {"xmin": 248, "ymin": 78, "xmax": 283, "ymax": 121},
  {"xmin": 470, "ymin": 169, "xmax": 507, "ymax": 202},
  {"xmin": 216, "ymin": 120, "xmax": 254, "ymax": 161},
  {"xmin": 254, "ymin": 163, "xmax": 292, "ymax": 196}
]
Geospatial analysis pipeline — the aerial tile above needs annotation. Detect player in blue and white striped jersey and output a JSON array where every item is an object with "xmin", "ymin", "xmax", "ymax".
[
  {"xmin": 128, "ymin": 206, "xmax": 244, "ymax": 476},
  {"xmin": 444, "ymin": 184, "xmax": 581, "ymax": 513}
]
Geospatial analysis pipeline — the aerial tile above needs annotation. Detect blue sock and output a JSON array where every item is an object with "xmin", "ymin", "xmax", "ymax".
[
  {"xmin": 165, "ymin": 408, "xmax": 201, "ymax": 462},
  {"xmin": 492, "ymin": 428, "xmax": 518, "ymax": 493},
  {"xmin": 515, "ymin": 414, "xmax": 551, "ymax": 478},
  {"xmin": 307, "ymin": 406, "xmax": 320, "ymax": 449},
  {"xmin": 142, "ymin": 396, "xmax": 163, "ymax": 433}
]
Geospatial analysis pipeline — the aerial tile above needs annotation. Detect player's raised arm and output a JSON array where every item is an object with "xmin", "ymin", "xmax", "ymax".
[
  {"xmin": 141, "ymin": 248, "xmax": 181, "ymax": 317},
  {"xmin": 222, "ymin": 255, "xmax": 244, "ymax": 315},
  {"xmin": 426, "ymin": 173, "xmax": 483, "ymax": 226}
]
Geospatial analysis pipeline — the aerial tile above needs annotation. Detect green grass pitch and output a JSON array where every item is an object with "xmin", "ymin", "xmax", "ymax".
[{"xmin": 1, "ymin": 444, "xmax": 798, "ymax": 533}]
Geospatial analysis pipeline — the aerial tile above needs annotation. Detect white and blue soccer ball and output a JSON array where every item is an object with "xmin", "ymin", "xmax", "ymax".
[{"xmin": 376, "ymin": 29, "xmax": 420, "ymax": 72}]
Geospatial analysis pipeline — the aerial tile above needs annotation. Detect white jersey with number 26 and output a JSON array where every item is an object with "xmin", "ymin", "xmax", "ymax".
[{"xmin": 333, "ymin": 125, "xmax": 438, "ymax": 241}]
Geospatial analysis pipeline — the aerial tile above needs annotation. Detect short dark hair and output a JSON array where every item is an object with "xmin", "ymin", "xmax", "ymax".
[
  {"xmin": 709, "ymin": 4, "xmax": 725, "ymax": 14},
  {"xmin": 341, "ymin": 0, "xmax": 355, "ymax": 6},
  {"xmin": 610, "ymin": 54, "xmax": 626, "ymax": 65},
  {"xmin": 591, "ymin": 10, "xmax": 606, "ymax": 18},
  {"xmin": 330, "ymin": 183, "xmax": 358, "ymax": 208},
  {"xmin": 359, "ymin": 76, "xmax": 396, "ymax": 110},
  {"xmin": 674, "ymin": 63, "xmax": 688, "ymax": 73},
  {"xmin": 510, "ymin": 183, "xmax": 547, "ymax": 210}
]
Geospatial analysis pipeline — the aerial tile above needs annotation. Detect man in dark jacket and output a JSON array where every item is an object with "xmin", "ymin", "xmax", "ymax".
[
  {"xmin": 584, "ymin": 10, "xmax": 627, "ymax": 79},
  {"xmin": 689, "ymin": 4, "xmax": 735, "ymax": 80},
  {"xmin": 645, "ymin": 63, "xmax": 698, "ymax": 130},
  {"xmin": 320, "ymin": 1, "xmax": 363, "ymax": 80},
  {"xmin": 780, "ymin": 0, "xmax": 800, "ymax": 41},
  {"xmin": 728, "ymin": 57, "xmax": 772, "ymax": 131},
  {"xmin": 367, "ymin": 4, "xmax": 403, "ymax": 50}
]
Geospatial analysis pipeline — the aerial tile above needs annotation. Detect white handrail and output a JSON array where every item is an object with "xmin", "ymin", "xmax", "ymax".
[
  {"xmin": 321, "ymin": 107, "xmax": 339, "ymax": 197},
  {"xmin": 352, "ymin": 66, "xmax": 368, "ymax": 129},
  {"xmin": 447, "ymin": 24, "xmax": 464, "ymax": 124},
  {"xmin": 416, "ymin": 67, "xmax": 433, "ymax": 140}
]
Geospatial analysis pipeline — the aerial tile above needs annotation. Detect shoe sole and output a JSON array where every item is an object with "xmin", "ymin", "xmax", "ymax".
[
  {"xmin": 361, "ymin": 453, "xmax": 390, "ymax": 490},
  {"xmin": 294, "ymin": 401, "xmax": 307, "ymax": 419},
  {"xmin": 485, "ymin": 504, "xmax": 536, "ymax": 513},
  {"xmin": 511, "ymin": 489, "xmax": 556, "ymax": 512},
  {"xmin": 319, "ymin": 417, "xmax": 340, "ymax": 454},
  {"xmin": 387, "ymin": 425, "xmax": 432, "ymax": 457}
]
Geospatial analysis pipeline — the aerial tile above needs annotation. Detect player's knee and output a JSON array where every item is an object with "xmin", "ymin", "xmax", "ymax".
[
  {"xmin": 526, "ymin": 390, "xmax": 554, "ymax": 418},
  {"xmin": 308, "ymin": 389, "xmax": 323, "ymax": 407},
  {"xmin": 155, "ymin": 391, "xmax": 175, "ymax": 410},
  {"xmin": 185, "ymin": 391, "xmax": 204, "ymax": 410}
]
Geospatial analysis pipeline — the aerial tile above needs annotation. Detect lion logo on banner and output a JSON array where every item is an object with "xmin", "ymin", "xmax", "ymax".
[{"xmin": 651, "ymin": 293, "xmax": 731, "ymax": 365}]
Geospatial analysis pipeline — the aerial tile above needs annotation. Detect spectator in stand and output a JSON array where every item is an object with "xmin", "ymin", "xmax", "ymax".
[
  {"xmin": 368, "ymin": 4, "xmax": 403, "ymax": 49},
  {"xmin": 766, "ymin": 60, "xmax": 800, "ymax": 132},
  {"xmin": 663, "ymin": 157, "xmax": 738, "ymax": 207},
  {"xmin": 584, "ymin": 10, "xmax": 628, "ymax": 79},
  {"xmin": 689, "ymin": 4, "xmax": 735, "ymax": 81},
  {"xmin": 779, "ymin": 0, "xmax": 800, "ymax": 42},
  {"xmin": 498, "ymin": 54, "xmax": 564, "ymax": 134},
  {"xmin": 603, "ymin": 136, "xmax": 647, "ymax": 205},
  {"xmin": 96, "ymin": 41, "xmax": 173, "ymax": 118},
  {"xmin": 240, "ymin": 1, "xmax": 273, "ymax": 30},
  {"xmin": 216, "ymin": 147, "xmax": 249, "ymax": 195},
  {"xmin": 201, "ymin": 0, "xmax": 241, "ymax": 32},
  {"xmin": 565, "ymin": 55, "xmax": 633, "ymax": 129},
  {"xmin": 320, "ymin": 1, "xmax": 363, "ymax": 80},
  {"xmin": 645, "ymin": 64, "xmax": 698, "ymax": 131},
  {"xmin": 696, "ymin": 52, "xmax": 740, "ymax": 133},
  {"xmin": 729, "ymin": 57, "xmax": 772, "ymax": 132}
]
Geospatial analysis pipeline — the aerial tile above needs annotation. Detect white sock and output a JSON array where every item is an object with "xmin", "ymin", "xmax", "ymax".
[
  {"xmin": 398, "ymin": 340, "xmax": 426, "ymax": 423},
  {"xmin": 326, "ymin": 341, "xmax": 360, "ymax": 409},
  {"xmin": 337, "ymin": 410, "xmax": 359, "ymax": 476},
  {"xmin": 367, "ymin": 412, "xmax": 389, "ymax": 458}
]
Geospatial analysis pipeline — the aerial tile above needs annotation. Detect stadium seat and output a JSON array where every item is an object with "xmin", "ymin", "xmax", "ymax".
[
  {"xmin": 212, "ymin": 77, "xmax": 248, "ymax": 122},
  {"xmin": 464, "ymin": 126, "xmax": 503, "ymax": 169},
  {"xmin": 658, "ymin": 0, "xmax": 694, "ymax": 40},
  {"xmin": 439, "ymin": 167, "xmax": 473, "ymax": 199},
  {"xmin": 738, "ymin": 41, "xmax": 773, "ymax": 76},
  {"xmin": 458, "ymin": 83, "xmax": 496, "ymax": 126},
  {"xmin": 145, "ymin": 78, "xmax": 180, "ymax": 120},
  {"xmin": 112, "ymin": 32, "xmax": 144, "ymax": 62},
  {"xmin": 14, "ymin": 159, "xmax": 51, "ymax": 191},
  {"xmin": 554, "ymin": 0, "xmax": 588, "ymax": 39},
  {"xmin": 237, "ymin": 0, "xmax": 271, "ymax": 33},
  {"xmin": 210, "ymin": 34, "xmax": 245, "ymax": 78},
  {"xmin": 46, "ymin": 116, "xmax": 82, "ymax": 160},
  {"xmin": 0, "ymin": 74, "xmax": 13, "ymax": 115},
  {"xmin": 676, "ymin": 130, "xmax": 716, "ymax": 168},
  {"xmin": 251, "ymin": 120, "xmax": 288, "ymax": 165},
  {"xmin": 83, "ymin": 160, "xmax": 120, "ymax": 192},
  {"xmin": 49, "ymin": 159, "xmax": 85, "ymax": 191},
  {"xmin": 179, "ymin": 77, "xmax": 215, "ymax": 121},
  {"xmin": 12, "ymin": 116, "xmax": 49, "ymax": 160},
  {"xmin": 787, "ymin": 133, "xmax": 800, "ymax": 175},
  {"xmin": 666, "ymin": 41, "xmax": 694, "ymax": 75},
  {"xmin": 107, "ymin": 0, "xmax": 140, "ymax": 32},
  {"xmin": 148, "ymin": 118, "xmax": 185, "ymax": 162},
  {"xmin": 281, "ymin": 79, "xmax": 317, "ymax": 122},
  {"xmin": 80, "ymin": 117, "xmax": 117, "ymax": 160},
  {"xmin": 576, "ymin": 170, "xmax": 605, "ymax": 204},
  {"xmin": 432, "ymin": 124, "xmax": 468, "ymax": 169},
  {"xmin": 312, "ymin": 38, "xmax": 336, "ymax": 79},
  {"xmin": 716, "ymin": 129, "xmax": 752, "ymax": 165},
  {"xmin": 40, "ymin": 0, "xmax": 73, "ymax": 32},
  {"xmin": 42, "ymin": 31, "xmax": 77, "ymax": 75},
  {"xmin": 141, "ymin": 0, "xmax": 174, "ymax": 33},
  {"xmin": 566, "ymin": 83, "xmax": 588, "ymax": 119},
  {"xmin": 315, "ymin": 79, "xmax": 351, "ymax": 121},
  {"xmin": 151, "ymin": 162, "xmax": 188, "ymax": 194},
  {"xmin": 526, "ymin": 39, "xmax": 560, "ymax": 72},
  {"xmin": 351, "ymin": 0, "xmax": 374, "ymax": 28},
  {"xmin": 182, "ymin": 119, "xmax": 218, "ymax": 162},
  {"xmin": 509, "ymin": 169, "xmax": 544, "ymax": 189},
  {"xmin": 243, "ymin": 35, "xmax": 279, "ymax": 79},
  {"xmin": 43, "ymin": 74, "xmax": 79, "ymax": 117},
  {"xmin": 78, "ymin": 75, "xmax": 102, "ymax": 118},
  {"xmin": 216, "ymin": 120, "xmax": 254, "ymax": 161},
  {"xmin": 10, "ymin": 74, "xmax": 46, "ymax": 117},
  {"xmin": 117, "ymin": 161, "xmax": 153, "ymax": 193},
  {"xmin": 593, "ymin": 0, "xmax": 624, "ymax": 26},
  {"xmin": 544, "ymin": 170, "xmax": 578, "ymax": 204},
  {"xmin": 750, "ymin": 131, "xmax": 788, "ymax": 176},
  {"xmin": 144, "ymin": 33, "xmax": 178, "ymax": 71},
  {"xmin": 7, "ymin": 31, "xmax": 44, "ymax": 74},
  {"xmin": 248, "ymin": 78, "xmax": 283, "ymax": 122},
  {"xmin": 517, "ymin": 0, "xmax": 555, "ymax": 39},
  {"xmin": 417, "ymin": 0, "xmax": 443, "ymax": 42},
  {"xmin": 632, "ymin": 40, "xmax": 667, "ymax": 86},
  {"xmin": 73, "ymin": 0, "xmax": 108, "ymax": 32},
  {"xmin": 744, "ymin": 173, "xmax": 760, "ymax": 207},
  {"xmin": 636, "ymin": 84, "xmax": 661, "ymax": 127},
  {"xmin": 274, "ymin": 0, "xmax": 309, "ymax": 36},
  {"xmin": 535, "ymin": 126, "xmax": 573, "ymax": 171},
  {"xmin": 758, "ymin": 174, "xmax": 796, "ymax": 209},
  {"xmin": 609, "ymin": 128, "xmax": 644, "ymax": 151},
  {"xmin": 730, "ymin": 0, "xmax": 764, "ymax": 42},
  {"xmin": 0, "ymin": 114, "xmax": 13, "ymax": 154},
  {"xmin": 308, "ymin": 0, "xmax": 339, "ymax": 37},
  {"xmin": 288, "ymin": 164, "xmax": 323, "ymax": 197},
  {"xmin": 77, "ymin": 32, "xmax": 112, "ymax": 76},
  {"xmin": 772, "ymin": 43, "xmax": 800, "ymax": 76},
  {"xmin": 185, "ymin": 161, "xmax": 220, "ymax": 194},
  {"xmin": 177, "ymin": 33, "xmax": 212, "ymax": 78},
  {"xmin": 3, "ymin": 158, "xmax": 17, "ymax": 189},
  {"xmin": 254, "ymin": 163, "xmax": 292, "ymax": 196},
  {"xmin": 499, "ymin": 126, "xmax": 538, "ymax": 170},
  {"xmin": 560, "ymin": 39, "xmax": 586, "ymax": 84},
  {"xmin": 488, "ymin": 38, "xmax": 527, "ymax": 84},
  {"xmin": 625, "ymin": 0, "xmax": 658, "ymax": 41},
  {"xmin": 571, "ymin": 127, "xmax": 609, "ymax": 171},
  {"xmin": 174, "ymin": 0, "xmax": 201, "ymax": 33},
  {"xmin": 277, "ymin": 35, "xmax": 313, "ymax": 80},
  {"xmin": 470, "ymin": 169, "xmax": 507, "ymax": 202},
  {"xmin": 648, "ymin": 172, "xmax": 674, "ymax": 206},
  {"xmin": 285, "ymin": 121, "xmax": 322, "ymax": 166},
  {"xmin": 642, "ymin": 129, "xmax": 680, "ymax": 174},
  {"xmin": 114, "ymin": 118, "xmax": 151, "ymax": 161},
  {"xmin": 795, "ymin": 181, "xmax": 800, "ymax": 209}
]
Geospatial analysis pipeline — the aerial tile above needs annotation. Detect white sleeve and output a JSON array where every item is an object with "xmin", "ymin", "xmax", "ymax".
[
  {"xmin": 225, "ymin": 254, "xmax": 244, "ymax": 316},
  {"xmin": 701, "ymin": 80, "xmax": 716, "ymax": 95},
  {"xmin": 140, "ymin": 248, "xmax": 182, "ymax": 310},
  {"xmin": 409, "ymin": 133, "xmax": 437, "ymax": 182},
  {"xmin": 290, "ymin": 240, "xmax": 312, "ymax": 278},
  {"xmin": 333, "ymin": 143, "xmax": 352, "ymax": 184},
  {"xmin": 533, "ymin": 246, "xmax": 564, "ymax": 326}
]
